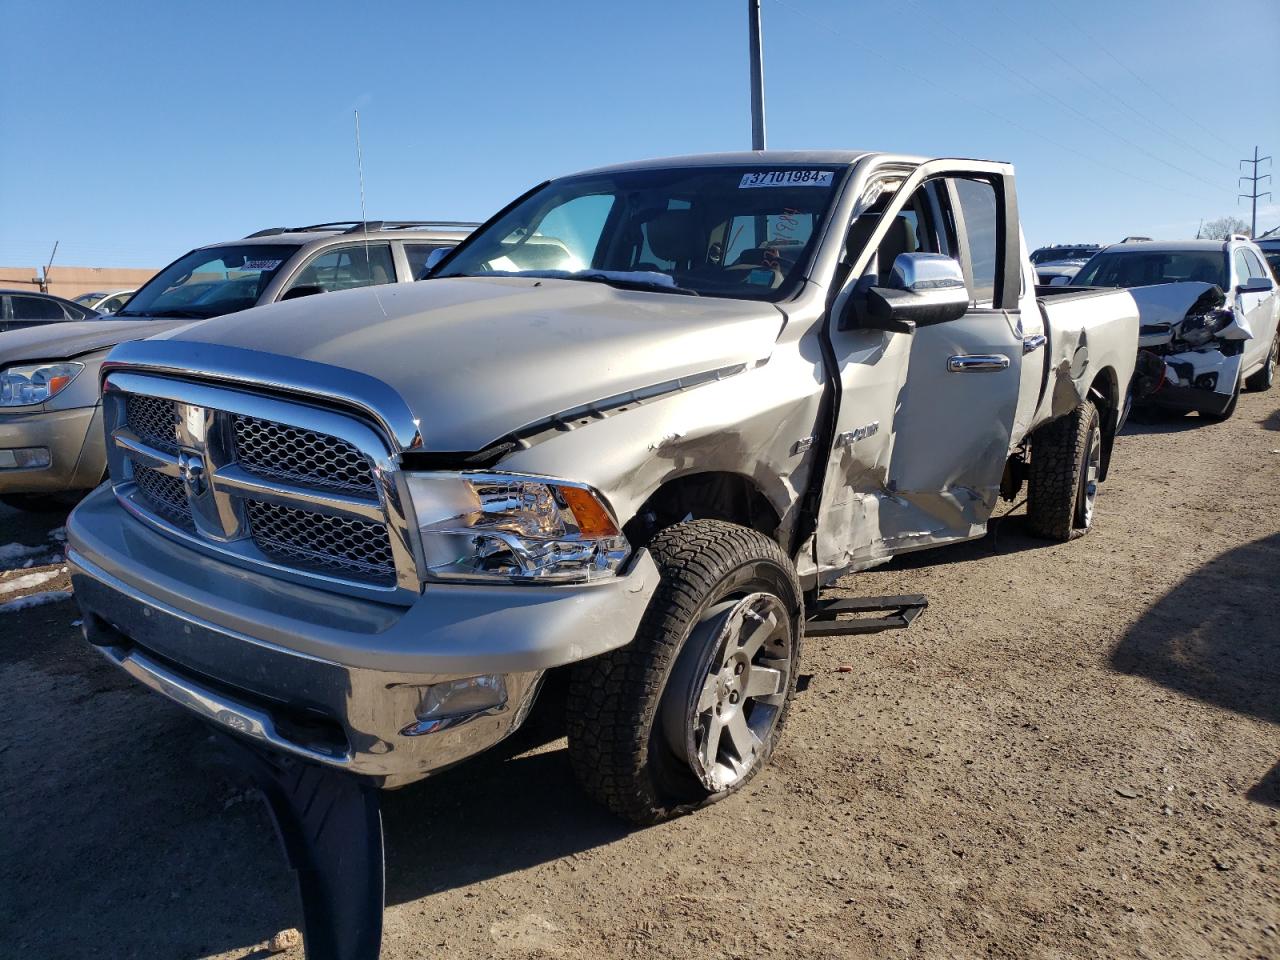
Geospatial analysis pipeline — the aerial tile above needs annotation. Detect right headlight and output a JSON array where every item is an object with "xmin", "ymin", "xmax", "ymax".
[
  {"xmin": 406, "ymin": 472, "xmax": 630, "ymax": 583},
  {"xmin": 0, "ymin": 361, "xmax": 86, "ymax": 407}
]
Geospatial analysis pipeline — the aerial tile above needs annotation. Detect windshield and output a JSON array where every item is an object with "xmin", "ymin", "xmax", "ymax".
[
  {"xmin": 118, "ymin": 244, "xmax": 299, "ymax": 318},
  {"xmin": 436, "ymin": 165, "xmax": 846, "ymax": 301},
  {"xmin": 73, "ymin": 292, "xmax": 105, "ymax": 305},
  {"xmin": 1031, "ymin": 247, "xmax": 1096, "ymax": 264},
  {"xmin": 1072, "ymin": 249, "xmax": 1228, "ymax": 288}
]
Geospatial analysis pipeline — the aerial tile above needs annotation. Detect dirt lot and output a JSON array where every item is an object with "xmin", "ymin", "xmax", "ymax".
[{"xmin": 2, "ymin": 391, "xmax": 1277, "ymax": 960}]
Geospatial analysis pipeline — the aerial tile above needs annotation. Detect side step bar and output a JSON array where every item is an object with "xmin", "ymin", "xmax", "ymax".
[{"xmin": 805, "ymin": 594, "xmax": 928, "ymax": 637}]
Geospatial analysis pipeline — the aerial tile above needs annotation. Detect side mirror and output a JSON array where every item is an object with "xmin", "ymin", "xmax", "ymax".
[
  {"xmin": 421, "ymin": 247, "xmax": 451, "ymax": 277},
  {"xmin": 841, "ymin": 252, "xmax": 969, "ymax": 332},
  {"xmin": 280, "ymin": 284, "xmax": 325, "ymax": 302},
  {"xmin": 1049, "ymin": 275, "xmax": 1072, "ymax": 286},
  {"xmin": 1237, "ymin": 277, "xmax": 1274, "ymax": 295}
]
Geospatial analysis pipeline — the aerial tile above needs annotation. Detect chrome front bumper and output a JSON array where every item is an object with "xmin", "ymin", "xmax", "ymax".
[{"xmin": 68, "ymin": 485, "xmax": 659, "ymax": 786}]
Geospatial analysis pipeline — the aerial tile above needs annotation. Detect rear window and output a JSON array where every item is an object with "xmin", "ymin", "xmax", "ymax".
[{"xmin": 1072, "ymin": 250, "xmax": 1227, "ymax": 289}]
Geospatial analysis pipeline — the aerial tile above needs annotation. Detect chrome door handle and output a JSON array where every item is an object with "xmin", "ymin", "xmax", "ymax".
[
  {"xmin": 1022, "ymin": 334, "xmax": 1046, "ymax": 354},
  {"xmin": 947, "ymin": 354, "xmax": 1011, "ymax": 373}
]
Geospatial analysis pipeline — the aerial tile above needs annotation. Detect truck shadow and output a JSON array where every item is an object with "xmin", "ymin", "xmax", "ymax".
[
  {"xmin": 379, "ymin": 673, "xmax": 635, "ymax": 905},
  {"xmin": 1118, "ymin": 408, "xmax": 1217, "ymax": 435},
  {"xmin": 1109, "ymin": 531, "xmax": 1280, "ymax": 807}
]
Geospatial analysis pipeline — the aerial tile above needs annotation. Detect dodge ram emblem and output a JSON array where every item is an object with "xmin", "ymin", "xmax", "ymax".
[{"xmin": 178, "ymin": 451, "xmax": 208, "ymax": 498}]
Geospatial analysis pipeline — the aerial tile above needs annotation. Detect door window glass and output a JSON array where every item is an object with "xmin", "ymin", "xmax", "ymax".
[
  {"xmin": 1233, "ymin": 249, "xmax": 1252, "ymax": 286},
  {"xmin": 10, "ymin": 296, "xmax": 65, "ymax": 321},
  {"xmin": 951, "ymin": 178, "xmax": 999, "ymax": 305},
  {"xmin": 287, "ymin": 243, "xmax": 395, "ymax": 295},
  {"xmin": 1243, "ymin": 249, "xmax": 1268, "ymax": 280}
]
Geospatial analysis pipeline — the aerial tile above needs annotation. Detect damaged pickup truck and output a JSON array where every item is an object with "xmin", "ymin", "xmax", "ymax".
[{"xmin": 68, "ymin": 151, "xmax": 1140, "ymax": 825}]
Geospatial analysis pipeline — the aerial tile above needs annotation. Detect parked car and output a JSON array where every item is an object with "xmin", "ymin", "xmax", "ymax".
[
  {"xmin": 72, "ymin": 290, "xmax": 137, "ymax": 315},
  {"xmin": 68, "ymin": 151, "xmax": 1139, "ymax": 825},
  {"xmin": 0, "ymin": 289, "xmax": 99, "ymax": 332},
  {"xmin": 1070, "ymin": 238, "xmax": 1279, "ymax": 417},
  {"xmin": 1029, "ymin": 243, "xmax": 1100, "ymax": 285},
  {"xmin": 1254, "ymin": 231, "xmax": 1280, "ymax": 279},
  {"xmin": 0, "ymin": 221, "xmax": 474, "ymax": 510}
]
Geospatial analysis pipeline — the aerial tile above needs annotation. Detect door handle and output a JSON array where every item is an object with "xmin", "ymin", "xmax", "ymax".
[
  {"xmin": 1022, "ymin": 334, "xmax": 1046, "ymax": 354},
  {"xmin": 947, "ymin": 354, "xmax": 1010, "ymax": 373}
]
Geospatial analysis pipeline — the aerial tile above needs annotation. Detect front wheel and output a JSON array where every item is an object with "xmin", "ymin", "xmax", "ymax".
[
  {"xmin": 566, "ymin": 520, "xmax": 803, "ymax": 824},
  {"xmin": 1026, "ymin": 398, "xmax": 1102, "ymax": 541}
]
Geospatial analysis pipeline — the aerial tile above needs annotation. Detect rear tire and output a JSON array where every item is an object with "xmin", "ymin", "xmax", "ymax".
[
  {"xmin": 1026, "ymin": 398, "xmax": 1102, "ymax": 542},
  {"xmin": 566, "ymin": 520, "xmax": 803, "ymax": 824},
  {"xmin": 1244, "ymin": 334, "xmax": 1277, "ymax": 392}
]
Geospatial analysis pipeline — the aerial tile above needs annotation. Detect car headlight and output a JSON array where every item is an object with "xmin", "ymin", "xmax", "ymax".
[
  {"xmin": 0, "ymin": 362, "xmax": 86, "ymax": 406},
  {"xmin": 406, "ymin": 472, "xmax": 630, "ymax": 583}
]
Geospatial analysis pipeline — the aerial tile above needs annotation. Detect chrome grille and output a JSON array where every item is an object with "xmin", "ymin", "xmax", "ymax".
[
  {"xmin": 245, "ymin": 500, "xmax": 395, "ymax": 585},
  {"xmin": 105, "ymin": 370, "xmax": 416, "ymax": 597},
  {"xmin": 232, "ymin": 414, "xmax": 375, "ymax": 494},
  {"xmin": 132, "ymin": 465, "xmax": 194, "ymax": 531},
  {"xmin": 126, "ymin": 394, "xmax": 178, "ymax": 452}
]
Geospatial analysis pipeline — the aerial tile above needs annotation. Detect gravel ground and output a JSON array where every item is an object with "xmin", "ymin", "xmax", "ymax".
[{"xmin": 1, "ymin": 391, "xmax": 1277, "ymax": 960}]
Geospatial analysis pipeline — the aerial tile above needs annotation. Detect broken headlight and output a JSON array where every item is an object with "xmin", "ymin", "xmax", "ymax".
[
  {"xmin": 406, "ymin": 472, "xmax": 630, "ymax": 583},
  {"xmin": 1173, "ymin": 307, "xmax": 1232, "ymax": 350}
]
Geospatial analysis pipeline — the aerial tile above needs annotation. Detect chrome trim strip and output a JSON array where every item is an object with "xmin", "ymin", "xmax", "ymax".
[
  {"xmin": 215, "ymin": 464, "xmax": 385, "ymax": 522},
  {"xmin": 112, "ymin": 429, "xmax": 180, "ymax": 475},
  {"xmin": 97, "ymin": 643, "xmax": 353, "ymax": 769},
  {"xmin": 946, "ymin": 354, "xmax": 1011, "ymax": 373}
]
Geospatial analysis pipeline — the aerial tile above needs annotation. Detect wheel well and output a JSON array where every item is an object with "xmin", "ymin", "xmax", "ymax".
[
  {"xmin": 1087, "ymin": 367, "xmax": 1119, "ymax": 481},
  {"xmin": 623, "ymin": 472, "xmax": 783, "ymax": 548}
]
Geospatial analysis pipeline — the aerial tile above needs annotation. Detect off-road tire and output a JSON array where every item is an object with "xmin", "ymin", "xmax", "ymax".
[
  {"xmin": 566, "ymin": 519, "xmax": 803, "ymax": 825},
  {"xmin": 1026, "ymin": 398, "xmax": 1101, "ymax": 542},
  {"xmin": 1244, "ymin": 334, "xmax": 1277, "ymax": 392}
]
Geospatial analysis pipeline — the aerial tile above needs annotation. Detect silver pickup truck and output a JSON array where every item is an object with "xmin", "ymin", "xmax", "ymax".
[{"xmin": 68, "ymin": 151, "xmax": 1139, "ymax": 824}]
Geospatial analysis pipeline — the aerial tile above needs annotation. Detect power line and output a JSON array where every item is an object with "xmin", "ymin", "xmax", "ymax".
[
  {"xmin": 1238, "ymin": 146, "xmax": 1272, "ymax": 237},
  {"xmin": 900, "ymin": 0, "xmax": 1231, "ymax": 198},
  {"xmin": 990, "ymin": 0, "xmax": 1228, "ymax": 174},
  {"xmin": 1058, "ymin": 9, "xmax": 1221, "ymax": 144},
  {"xmin": 769, "ymin": 0, "xmax": 1224, "ymax": 206}
]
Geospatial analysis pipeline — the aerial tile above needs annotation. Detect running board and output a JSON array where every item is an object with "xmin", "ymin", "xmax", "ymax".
[{"xmin": 805, "ymin": 594, "xmax": 928, "ymax": 637}]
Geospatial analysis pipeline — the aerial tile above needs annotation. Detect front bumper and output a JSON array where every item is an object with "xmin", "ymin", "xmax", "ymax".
[
  {"xmin": 0, "ymin": 404, "xmax": 104, "ymax": 494},
  {"xmin": 1137, "ymin": 348, "xmax": 1243, "ymax": 416},
  {"xmin": 68, "ymin": 484, "xmax": 659, "ymax": 786}
]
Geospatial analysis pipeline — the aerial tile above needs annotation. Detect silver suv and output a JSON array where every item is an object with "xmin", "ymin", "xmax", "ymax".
[{"xmin": 0, "ymin": 221, "xmax": 475, "ymax": 509}]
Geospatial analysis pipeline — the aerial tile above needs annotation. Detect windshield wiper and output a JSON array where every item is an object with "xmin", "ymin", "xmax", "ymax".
[
  {"xmin": 128, "ymin": 308, "xmax": 209, "ymax": 319},
  {"xmin": 570, "ymin": 272, "xmax": 701, "ymax": 297}
]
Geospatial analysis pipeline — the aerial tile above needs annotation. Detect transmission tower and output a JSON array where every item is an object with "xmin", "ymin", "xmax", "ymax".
[{"xmin": 1238, "ymin": 146, "xmax": 1272, "ymax": 237}]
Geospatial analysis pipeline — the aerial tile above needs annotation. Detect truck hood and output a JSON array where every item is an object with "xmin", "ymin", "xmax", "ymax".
[
  {"xmin": 0, "ymin": 318, "xmax": 190, "ymax": 366},
  {"xmin": 151, "ymin": 277, "xmax": 785, "ymax": 451}
]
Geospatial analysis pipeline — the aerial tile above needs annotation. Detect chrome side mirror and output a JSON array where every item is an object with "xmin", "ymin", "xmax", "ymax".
[
  {"xmin": 842, "ymin": 252, "xmax": 970, "ymax": 332},
  {"xmin": 421, "ymin": 247, "xmax": 451, "ymax": 278}
]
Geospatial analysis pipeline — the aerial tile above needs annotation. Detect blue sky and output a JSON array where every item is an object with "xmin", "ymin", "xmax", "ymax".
[{"xmin": 1, "ymin": 0, "xmax": 1276, "ymax": 269}]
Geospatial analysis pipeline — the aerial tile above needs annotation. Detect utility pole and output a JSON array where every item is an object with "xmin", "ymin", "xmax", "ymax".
[
  {"xmin": 748, "ymin": 0, "xmax": 766, "ymax": 151},
  {"xmin": 40, "ymin": 241, "xmax": 59, "ymax": 294},
  {"xmin": 1238, "ymin": 145, "xmax": 1271, "ymax": 237}
]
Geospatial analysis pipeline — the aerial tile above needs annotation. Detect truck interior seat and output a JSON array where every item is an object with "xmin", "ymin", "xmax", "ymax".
[{"xmin": 645, "ymin": 210, "xmax": 697, "ymax": 270}]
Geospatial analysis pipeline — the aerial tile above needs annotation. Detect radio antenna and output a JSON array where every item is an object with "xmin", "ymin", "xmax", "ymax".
[{"xmin": 354, "ymin": 109, "xmax": 371, "ymax": 268}]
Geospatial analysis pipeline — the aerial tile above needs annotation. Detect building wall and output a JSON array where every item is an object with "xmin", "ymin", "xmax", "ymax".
[{"xmin": 0, "ymin": 266, "xmax": 158, "ymax": 302}]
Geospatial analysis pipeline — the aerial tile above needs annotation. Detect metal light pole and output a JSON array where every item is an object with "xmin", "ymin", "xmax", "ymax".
[{"xmin": 748, "ymin": 0, "xmax": 767, "ymax": 150}]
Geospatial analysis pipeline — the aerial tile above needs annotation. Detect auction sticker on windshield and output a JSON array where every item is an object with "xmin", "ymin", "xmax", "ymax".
[
  {"xmin": 739, "ymin": 170, "xmax": 834, "ymax": 188},
  {"xmin": 242, "ymin": 259, "xmax": 283, "ymax": 271}
]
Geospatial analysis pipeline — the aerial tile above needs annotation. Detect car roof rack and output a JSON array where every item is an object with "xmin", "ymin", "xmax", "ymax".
[
  {"xmin": 244, "ymin": 220, "xmax": 480, "ymax": 239},
  {"xmin": 1228, "ymin": 233, "xmax": 1251, "ymax": 242}
]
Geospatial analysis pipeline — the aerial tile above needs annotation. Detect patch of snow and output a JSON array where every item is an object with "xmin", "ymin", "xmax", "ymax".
[
  {"xmin": 49, "ymin": 526, "xmax": 68, "ymax": 542},
  {"xmin": 0, "ymin": 571, "xmax": 59, "ymax": 595},
  {"xmin": 0, "ymin": 590, "xmax": 73, "ymax": 613},
  {"xmin": 0, "ymin": 543, "xmax": 45, "ymax": 562}
]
